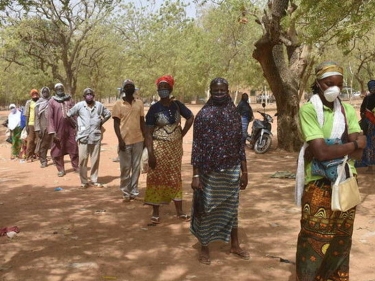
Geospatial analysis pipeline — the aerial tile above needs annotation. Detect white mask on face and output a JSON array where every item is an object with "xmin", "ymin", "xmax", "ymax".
[{"xmin": 323, "ymin": 86, "xmax": 341, "ymax": 102}]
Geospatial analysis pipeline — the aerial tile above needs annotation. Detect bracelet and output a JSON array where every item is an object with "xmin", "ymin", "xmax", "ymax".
[
  {"xmin": 353, "ymin": 140, "xmax": 359, "ymax": 150},
  {"xmin": 192, "ymin": 174, "xmax": 199, "ymax": 178}
]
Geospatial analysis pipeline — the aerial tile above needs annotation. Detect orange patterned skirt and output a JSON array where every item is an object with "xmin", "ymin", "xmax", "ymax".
[
  {"xmin": 296, "ymin": 179, "xmax": 355, "ymax": 281},
  {"xmin": 144, "ymin": 136, "xmax": 183, "ymax": 205}
]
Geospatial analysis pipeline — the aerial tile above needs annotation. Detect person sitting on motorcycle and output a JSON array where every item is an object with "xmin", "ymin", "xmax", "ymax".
[{"xmin": 236, "ymin": 93, "xmax": 253, "ymax": 143}]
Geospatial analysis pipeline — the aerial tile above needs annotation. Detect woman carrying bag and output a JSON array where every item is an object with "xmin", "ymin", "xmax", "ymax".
[{"xmin": 295, "ymin": 61, "xmax": 366, "ymax": 281}]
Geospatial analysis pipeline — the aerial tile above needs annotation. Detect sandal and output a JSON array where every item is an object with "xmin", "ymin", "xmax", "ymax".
[
  {"xmin": 230, "ymin": 249, "xmax": 250, "ymax": 260},
  {"xmin": 177, "ymin": 214, "xmax": 191, "ymax": 221},
  {"xmin": 151, "ymin": 216, "xmax": 160, "ymax": 224},
  {"xmin": 198, "ymin": 254, "xmax": 211, "ymax": 265}
]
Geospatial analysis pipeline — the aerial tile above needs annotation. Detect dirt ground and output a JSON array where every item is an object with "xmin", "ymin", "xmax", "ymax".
[{"xmin": 0, "ymin": 101, "xmax": 374, "ymax": 281}]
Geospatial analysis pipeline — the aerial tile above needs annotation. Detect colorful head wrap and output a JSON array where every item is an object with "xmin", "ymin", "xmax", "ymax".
[
  {"xmin": 30, "ymin": 89, "xmax": 39, "ymax": 97},
  {"xmin": 315, "ymin": 61, "xmax": 343, "ymax": 80},
  {"xmin": 156, "ymin": 75, "xmax": 174, "ymax": 88},
  {"xmin": 367, "ymin": 80, "xmax": 375, "ymax": 91}
]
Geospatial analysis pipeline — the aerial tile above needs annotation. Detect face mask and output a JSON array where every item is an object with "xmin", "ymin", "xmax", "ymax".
[
  {"xmin": 323, "ymin": 86, "xmax": 340, "ymax": 102},
  {"xmin": 211, "ymin": 92, "xmax": 230, "ymax": 105},
  {"xmin": 42, "ymin": 90, "xmax": 50, "ymax": 99},
  {"xmin": 56, "ymin": 90, "xmax": 64, "ymax": 97},
  {"xmin": 124, "ymin": 88, "xmax": 135, "ymax": 96},
  {"xmin": 158, "ymin": 89, "xmax": 170, "ymax": 99},
  {"xmin": 85, "ymin": 94, "xmax": 94, "ymax": 104}
]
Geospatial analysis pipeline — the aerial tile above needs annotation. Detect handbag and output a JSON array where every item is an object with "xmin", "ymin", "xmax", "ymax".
[
  {"xmin": 331, "ymin": 156, "xmax": 361, "ymax": 212},
  {"xmin": 364, "ymin": 108, "xmax": 375, "ymax": 125}
]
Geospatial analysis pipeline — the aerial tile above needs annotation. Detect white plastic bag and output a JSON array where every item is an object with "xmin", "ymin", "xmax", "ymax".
[
  {"xmin": 141, "ymin": 147, "xmax": 148, "ymax": 174},
  {"xmin": 20, "ymin": 127, "xmax": 28, "ymax": 140}
]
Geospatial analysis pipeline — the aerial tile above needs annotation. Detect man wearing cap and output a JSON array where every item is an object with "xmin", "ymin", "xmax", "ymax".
[
  {"xmin": 23, "ymin": 89, "xmax": 40, "ymax": 161},
  {"xmin": 112, "ymin": 79, "xmax": 145, "ymax": 201},
  {"xmin": 67, "ymin": 88, "xmax": 111, "ymax": 188},
  {"xmin": 48, "ymin": 83, "xmax": 79, "ymax": 177}
]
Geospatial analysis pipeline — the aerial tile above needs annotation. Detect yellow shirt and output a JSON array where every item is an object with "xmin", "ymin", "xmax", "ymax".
[
  {"xmin": 28, "ymin": 101, "xmax": 36, "ymax": 126},
  {"xmin": 112, "ymin": 99, "xmax": 144, "ymax": 145}
]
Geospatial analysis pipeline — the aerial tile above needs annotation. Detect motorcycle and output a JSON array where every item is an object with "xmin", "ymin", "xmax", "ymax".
[{"xmin": 246, "ymin": 103, "xmax": 275, "ymax": 154}]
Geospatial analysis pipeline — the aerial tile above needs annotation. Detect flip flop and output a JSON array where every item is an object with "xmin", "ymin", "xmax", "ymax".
[
  {"xmin": 151, "ymin": 216, "xmax": 160, "ymax": 224},
  {"xmin": 230, "ymin": 249, "xmax": 250, "ymax": 260},
  {"xmin": 177, "ymin": 214, "xmax": 191, "ymax": 221},
  {"xmin": 198, "ymin": 254, "xmax": 211, "ymax": 265}
]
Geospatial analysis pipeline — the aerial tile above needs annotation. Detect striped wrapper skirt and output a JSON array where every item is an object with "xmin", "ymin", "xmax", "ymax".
[{"xmin": 190, "ymin": 165, "xmax": 240, "ymax": 246}]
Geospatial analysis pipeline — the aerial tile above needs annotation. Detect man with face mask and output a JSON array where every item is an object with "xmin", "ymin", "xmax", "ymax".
[
  {"xmin": 112, "ymin": 79, "xmax": 145, "ymax": 200},
  {"xmin": 23, "ymin": 89, "xmax": 40, "ymax": 161},
  {"xmin": 35, "ymin": 87, "xmax": 52, "ymax": 168},
  {"xmin": 67, "ymin": 88, "xmax": 111, "ymax": 188},
  {"xmin": 47, "ymin": 83, "xmax": 79, "ymax": 177}
]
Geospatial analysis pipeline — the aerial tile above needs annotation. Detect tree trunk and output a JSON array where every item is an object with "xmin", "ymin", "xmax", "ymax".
[{"xmin": 252, "ymin": 0, "xmax": 308, "ymax": 152}]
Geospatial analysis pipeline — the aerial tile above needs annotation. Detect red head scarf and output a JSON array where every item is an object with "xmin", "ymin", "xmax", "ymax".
[{"xmin": 156, "ymin": 75, "xmax": 174, "ymax": 88}]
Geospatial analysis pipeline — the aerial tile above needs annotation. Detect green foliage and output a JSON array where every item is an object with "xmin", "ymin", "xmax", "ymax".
[{"xmin": 2, "ymin": 0, "xmax": 375, "ymax": 107}]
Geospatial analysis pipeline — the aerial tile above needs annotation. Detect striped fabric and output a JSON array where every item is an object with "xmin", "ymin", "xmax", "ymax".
[{"xmin": 190, "ymin": 165, "xmax": 240, "ymax": 246}]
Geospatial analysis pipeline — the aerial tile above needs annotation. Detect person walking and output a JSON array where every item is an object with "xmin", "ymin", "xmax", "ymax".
[
  {"xmin": 236, "ymin": 92, "xmax": 253, "ymax": 143},
  {"xmin": 355, "ymin": 79, "xmax": 375, "ymax": 173},
  {"xmin": 144, "ymin": 75, "xmax": 194, "ymax": 224},
  {"xmin": 7, "ymin": 104, "xmax": 22, "ymax": 160},
  {"xmin": 190, "ymin": 77, "xmax": 249, "ymax": 265},
  {"xmin": 23, "ymin": 89, "xmax": 40, "ymax": 161},
  {"xmin": 112, "ymin": 79, "xmax": 145, "ymax": 200},
  {"xmin": 35, "ymin": 87, "xmax": 52, "ymax": 168},
  {"xmin": 67, "ymin": 88, "xmax": 111, "ymax": 188},
  {"xmin": 295, "ymin": 61, "xmax": 366, "ymax": 281},
  {"xmin": 47, "ymin": 83, "xmax": 79, "ymax": 177}
]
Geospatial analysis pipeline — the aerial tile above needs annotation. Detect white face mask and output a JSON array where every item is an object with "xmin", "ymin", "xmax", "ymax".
[{"xmin": 323, "ymin": 86, "xmax": 341, "ymax": 102}]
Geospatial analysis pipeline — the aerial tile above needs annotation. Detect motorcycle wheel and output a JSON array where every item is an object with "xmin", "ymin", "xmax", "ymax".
[{"xmin": 254, "ymin": 134, "xmax": 272, "ymax": 154}]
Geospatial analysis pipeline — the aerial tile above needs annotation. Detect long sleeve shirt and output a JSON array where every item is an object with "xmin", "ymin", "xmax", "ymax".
[{"xmin": 67, "ymin": 101, "xmax": 111, "ymax": 144}]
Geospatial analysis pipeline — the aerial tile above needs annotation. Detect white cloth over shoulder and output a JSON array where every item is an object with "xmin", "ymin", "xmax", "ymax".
[{"xmin": 295, "ymin": 95, "xmax": 346, "ymax": 206}]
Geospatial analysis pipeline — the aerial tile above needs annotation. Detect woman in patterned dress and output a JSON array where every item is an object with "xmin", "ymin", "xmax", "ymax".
[
  {"xmin": 295, "ymin": 61, "xmax": 366, "ymax": 280},
  {"xmin": 144, "ymin": 75, "xmax": 194, "ymax": 224},
  {"xmin": 190, "ymin": 77, "xmax": 249, "ymax": 265}
]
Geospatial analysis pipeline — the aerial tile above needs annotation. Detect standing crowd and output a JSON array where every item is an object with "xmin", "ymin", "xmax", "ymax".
[{"xmin": 3, "ymin": 65, "xmax": 372, "ymax": 279}]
